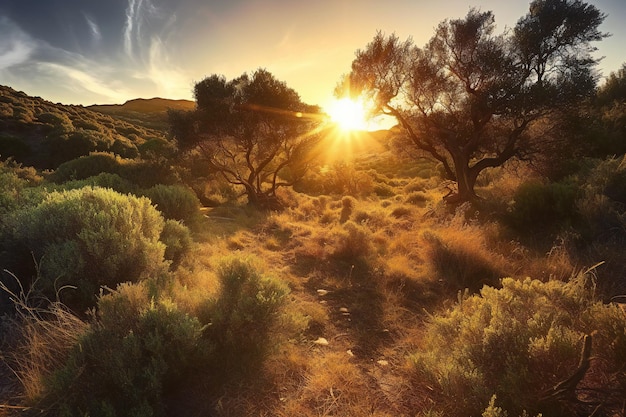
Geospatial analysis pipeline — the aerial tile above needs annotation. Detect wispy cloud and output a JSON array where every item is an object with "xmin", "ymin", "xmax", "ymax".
[
  {"xmin": 83, "ymin": 14, "xmax": 102, "ymax": 42},
  {"xmin": 41, "ymin": 60, "xmax": 133, "ymax": 103},
  {"xmin": 142, "ymin": 36, "xmax": 190, "ymax": 98},
  {"xmin": 0, "ymin": 17, "xmax": 36, "ymax": 70}
]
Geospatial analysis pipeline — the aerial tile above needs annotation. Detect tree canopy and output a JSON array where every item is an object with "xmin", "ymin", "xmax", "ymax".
[
  {"xmin": 341, "ymin": 0, "xmax": 606, "ymax": 202},
  {"xmin": 170, "ymin": 69, "xmax": 322, "ymax": 208}
]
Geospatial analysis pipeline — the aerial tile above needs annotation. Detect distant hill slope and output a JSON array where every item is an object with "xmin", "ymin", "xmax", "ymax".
[
  {"xmin": 0, "ymin": 85, "xmax": 173, "ymax": 169},
  {"xmin": 88, "ymin": 98, "xmax": 195, "ymax": 131}
]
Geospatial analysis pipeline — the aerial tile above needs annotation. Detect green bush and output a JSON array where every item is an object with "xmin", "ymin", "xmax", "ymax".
[
  {"xmin": 410, "ymin": 276, "xmax": 626, "ymax": 417},
  {"xmin": 47, "ymin": 291, "xmax": 207, "ymax": 417},
  {"xmin": 50, "ymin": 152, "xmax": 122, "ymax": 182},
  {"xmin": 10, "ymin": 187, "xmax": 167, "ymax": 310},
  {"xmin": 55, "ymin": 172, "xmax": 138, "ymax": 195},
  {"xmin": 142, "ymin": 184, "xmax": 200, "ymax": 223},
  {"xmin": 206, "ymin": 257, "xmax": 288, "ymax": 377},
  {"xmin": 160, "ymin": 219, "xmax": 192, "ymax": 269},
  {"xmin": 40, "ymin": 258, "xmax": 287, "ymax": 416},
  {"xmin": 0, "ymin": 134, "xmax": 31, "ymax": 160},
  {"xmin": 506, "ymin": 180, "xmax": 579, "ymax": 236}
]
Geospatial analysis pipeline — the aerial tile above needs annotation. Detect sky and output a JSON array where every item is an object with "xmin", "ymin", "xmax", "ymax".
[{"xmin": 0, "ymin": 0, "xmax": 624, "ymax": 109}]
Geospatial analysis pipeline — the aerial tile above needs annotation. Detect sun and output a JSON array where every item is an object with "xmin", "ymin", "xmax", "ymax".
[{"xmin": 325, "ymin": 97, "xmax": 368, "ymax": 131}]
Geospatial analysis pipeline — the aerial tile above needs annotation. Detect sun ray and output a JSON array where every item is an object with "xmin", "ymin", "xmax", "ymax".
[{"xmin": 325, "ymin": 97, "xmax": 368, "ymax": 132}]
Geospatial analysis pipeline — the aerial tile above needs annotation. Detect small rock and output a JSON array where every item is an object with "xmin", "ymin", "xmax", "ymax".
[
  {"xmin": 377, "ymin": 360, "xmax": 389, "ymax": 367},
  {"xmin": 313, "ymin": 337, "xmax": 329, "ymax": 346},
  {"xmin": 339, "ymin": 307, "xmax": 349, "ymax": 313},
  {"xmin": 346, "ymin": 349, "xmax": 354, "ymax": 357},
  {"xmin": 317, "ymin": 289, "xmax": 329, "ymax": 296}
]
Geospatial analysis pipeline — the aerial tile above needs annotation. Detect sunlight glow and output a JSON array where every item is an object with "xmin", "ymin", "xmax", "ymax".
[{"xmin": 326, "ymin": 98, "xmax": 368, "ymax": 131}]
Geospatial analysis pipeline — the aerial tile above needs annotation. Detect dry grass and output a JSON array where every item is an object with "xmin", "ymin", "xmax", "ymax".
[
  {"xmin": 0, "ymin": 273, "xmax": 89, "ymax": 405},
  {"xmin": 5, "ymin": 150, "xmax": 617, "ymax": 417}
]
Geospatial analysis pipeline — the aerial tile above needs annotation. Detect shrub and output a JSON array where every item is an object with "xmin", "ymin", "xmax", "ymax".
[
  {"xmin": 55, "ymin": 172, "xmax": 138, "ymax": 195},
  {"xmin": 117, "ymin": 159, "xmax": 178, "ymax": 188},
  {"xmin": 0, "ymin": 134, "xmax": 31, "ymax": 160},
  {"xmin": 160, "ymin": 219, "xmax": 192, "ymax": 268},
  {"xmin": 46, "ymin": 293, "xmax": 206, "ymax": 417},
  {"xmin": 10, "ymin": 187, "xmax": 167, "ymax": 310},
  {"xmin": 142, "ymin": 184, "xmax": 201, "ymax": 223},
  {"xmin": 323, "ymin": 162, "xmax": 374, "ymax": 196},
  {"xmin": 50, "ymin": 152, "xmax": 121, "ymax": 182},
  {"xmin": 506, "ymin": 180, "xmax": 579, "ymax": 236},
  {"xmin": 410, "ymin": 275, "xmax": 626, "ymax": 417},
  {"xmin": 373, "ymin": 183, "xmax": 396, "ymax": 197},
  {"xmin": 405, "ymin": 191, "xmax": 429, "ymax": 205},
  {"xmin": 207, "ymin": 257, "xmax": 288, "ymax": 377},
  {"xmin": 422, "ymin": 229, "xmax": 505, "ymax": 291},
  {"xmin": 331, "ymin": 221, "xmax": 374, "ymax": 264},
  {"xmin": 339, "ymin": 196, "xmax": 356, "ymax": 223},
  {"xmin": 390, "ymin": 205, "xmax": 413, "ymax": 218}
]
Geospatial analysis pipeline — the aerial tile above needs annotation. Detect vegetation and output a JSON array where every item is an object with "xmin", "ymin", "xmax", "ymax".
[
  {"xmin": 341, "ymin": 0, "xmax": 606, "ymax": 202},
  {"xmin": 1, "ymin": 1, "xmax": 625, "ymax": 416},
  {"xmin": 169, "ymin": 69, "xmax": 323, "ymax": 209}
]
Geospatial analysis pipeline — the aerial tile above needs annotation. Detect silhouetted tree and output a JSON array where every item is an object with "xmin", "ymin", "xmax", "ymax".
[
  {"xmin": 596, "ymin": 64, "xmax": 626, "ymax": 107},
  {"xmin": 341, "ymin": 0, "xmax": 606, "ymax": 203},
  {"xmin": 169, "ymin": 69, "xmax": 322, "ymax": 209}
]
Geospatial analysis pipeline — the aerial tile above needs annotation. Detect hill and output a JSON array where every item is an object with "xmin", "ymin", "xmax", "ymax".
[
  {"xmin": 88, "ymin": 98, "xmax": 195, "ymax": 131},
  {"xmin": 0, "ymin": 85, "xmax": 172, "ymax": 169}
]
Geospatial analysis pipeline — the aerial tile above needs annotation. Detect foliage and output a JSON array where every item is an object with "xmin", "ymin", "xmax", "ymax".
[
  {"xmin": 50, "ymin": 152, "xmax": 177, "ymax": 187},
  {"xmin": 55, "ymin": 172, "xmax": 138, "ymax": 195},
  {"xmin": 0, "ymin": 275, "xmax": 90, "ymax": 402},
  {"xmin": 410, "ymin": 275, "xmax": 626, "ymax": 417},
  {"xmin": 331, "ymin": 221, "xmax": 375, "ymax": 266},
  {"xmin": 596, "ymin": 63, "xmax": 626, "ymax": 106},
  {"xmin": 50, "ymin": 152, "xmax": 124, "ymax": 182},
  {"xmin": 207, "ymin": 256, "xmax": 288, "ymax": 377},
  {"xmin": 342, "ymin": 0, "xmax": 606, "ymax": 202},
  {"xmin": 506, "ymin": 180, "xmax": 579, "ymax": 236},
  {"xmin": 169, "ymin": 69, "xmax": 322, "ymax": 208},
  {"xmin": 422, "ymin": 229, "xmax": 505, "ymax": 291},
  {"xmin": 0, "ymin": 86, "xmax": 171, "ymax": 170},
  {"xmin": 0, "ymin": 159, "xmax": 44, "ymax": 216},
  {"xmin": 160, "ymin": 219, "xmax": 193, "ymax": 269},
  {"xmin": 8, "ymin": 187, "xmax": 168, "ymax": 310},
  {"xmin": 142, "ymin": 184, "xmax": 201, "ymax": 223},
  {"xmin": 47, "ymin": 290, "xmax": 206, "ymax": 417}
]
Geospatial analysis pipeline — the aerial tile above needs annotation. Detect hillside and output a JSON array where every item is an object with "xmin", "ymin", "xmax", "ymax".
[
  {"xmin": 88, "ymin": 98, "xmax": 195, "ymax": 132},
  {"xmin": 0, "ymin": 86, "xmax": 172, "ymax": 169},
  {"xmin": 1, "ymin": 85, "xmax": 625, "ymax": 417}
]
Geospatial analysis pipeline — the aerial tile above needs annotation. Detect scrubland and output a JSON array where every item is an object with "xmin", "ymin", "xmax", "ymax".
[
  {"xmin": 1, "ymin": 137, "xmax": 625, "ymax": 417},
  {"xmin": 1, "ymin": 84, "xmax": 625, "ymax": 417}
]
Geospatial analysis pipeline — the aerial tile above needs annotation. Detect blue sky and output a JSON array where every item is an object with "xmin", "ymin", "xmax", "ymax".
[{"xmin": 0, "ymin": 0, "xmax": 624, "ymax": 108}]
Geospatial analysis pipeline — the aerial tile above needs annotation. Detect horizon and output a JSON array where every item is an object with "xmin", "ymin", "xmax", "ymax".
[{"xmin": 1, "ymin": 0, "xmax": 625, "ymax": 110}]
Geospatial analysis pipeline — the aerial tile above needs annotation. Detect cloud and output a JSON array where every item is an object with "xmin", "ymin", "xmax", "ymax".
[
  {"xmin": 0, "ymin": 17, "xmax": 37, "ymax": 70},
  {"xmin": 40, "ymin": 60, "xmax": 133, "ymax": 103},
  {"xmin": 84, "ymin": 14, "xmax": 102, "ymax": 42},
  {"xmin": 124, "ymin": 0, "xmax": 138, "ymax": 55},
  {"xmin": 124, "ymin": 0, "xmax": 160, "ymax": 58}
]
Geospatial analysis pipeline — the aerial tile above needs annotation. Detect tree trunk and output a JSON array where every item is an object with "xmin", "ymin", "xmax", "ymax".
[{"xmin": 445, "ymin": 153, "xmax": 479, "ymax": 204}]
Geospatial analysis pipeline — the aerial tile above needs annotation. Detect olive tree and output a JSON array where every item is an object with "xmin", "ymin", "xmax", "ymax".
[
  {"xmin": 342, "ymin": 0, "xmax": 606, "ymax": 202},
  {"xmin": 170, "ymin": 69, "xmax": 321, "ymax": 209}
]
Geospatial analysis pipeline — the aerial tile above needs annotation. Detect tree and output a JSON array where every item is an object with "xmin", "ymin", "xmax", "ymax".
[
  {"xmin": 170, "ymin": 69, "xmax": 322, "ymax": 209},
  {"xmin": 341, "ymin": 0, "xmax": 606, "ymax": 202},
  {"xmin": 597, "ymin": 63, "xmax": 626, "ymax": 106}
]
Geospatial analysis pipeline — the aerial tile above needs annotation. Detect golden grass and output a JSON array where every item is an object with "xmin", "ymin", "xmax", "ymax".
[
  {"xmin": 0, "ymin": 274, "xmax": 89, "ymax": 404},
  {"xmin": 5, "ymin": 151, "xmax": 614, "ymax": 417}
]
